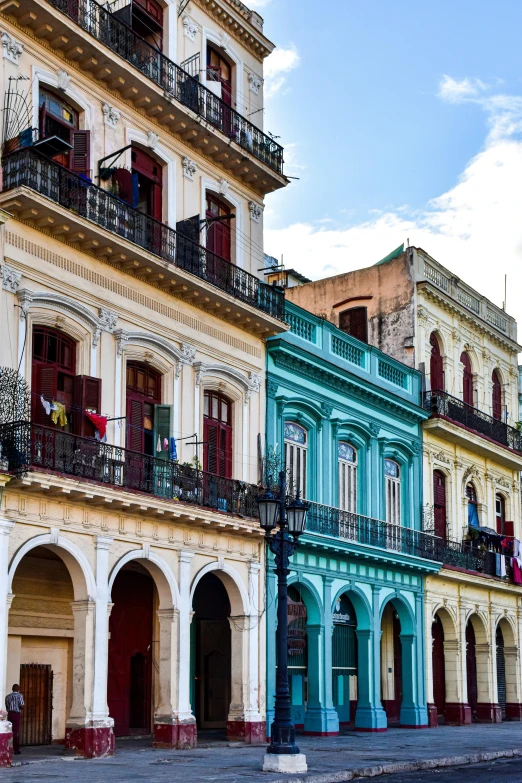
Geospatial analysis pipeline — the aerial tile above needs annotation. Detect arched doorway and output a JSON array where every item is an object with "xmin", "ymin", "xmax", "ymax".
[
  {"xmin": 381, "ymin": 603, "xmax": 402, "ymax": 724},
  {"xmin": 192, "ymin": 573, "xmax": 231, "ymax": 734},
  {"xmin": 496, "ymin": 625, "xmax": 506, "ymax": 720},
  {"xmin": 332, "ymin": 594, "xmax": 357, "ymax": 724},
  {"xmin": 429, "ymin": 333, "xmax": 444, "ymax": 392},
  {"xmin": 108, "ymin": 564, "xmax": 155, "ymax": 737},
  {"xmin": 433, "ymin": 470, "xmax": 447, "ymax": 541},
  {"xmin": 466, "ymin": 621, "xmax": 477, "ymax": 721},
  {"xmin": 287, "ymin": 584, "xmax": 308, "ymax": 728},
  {"xmin": 432, "ymin": 614, "xmax": 445, "ymax": 722}
]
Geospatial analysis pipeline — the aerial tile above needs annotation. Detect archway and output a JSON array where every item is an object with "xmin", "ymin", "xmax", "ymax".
[
  {"xmin": 466, "ymin": 613, "xmax": 493, "ymax": 722},
  {"xmin": 431, "ymin": 608, "xmax": 465, "ymax": 725},
  {"xmin": 192, "ymin": 573, "xmax": 231, "ymax": 735},
  {"xmin": 332, "ymin": 594, "xmax": 357, "ymax": 724},
  {"xmin": 497, "ymin": 618, "xmax": 522, "ymax": 721},
  {"xmin": 465, "ymin": 621, "xmax": 477, "ymax": 720},
  {"xmin": 496, "ymin": 624, "xmax": 506, "ymax": 720},
  {"xmin": 287, "ymin": 584, "xmax": 308, "ymax": 728},
  {"xmin": 7, "ymin": 544, "xmax": 90, "ymax": 749},
  {"xmin": 381, "ymin": 602, "xmax": 402, "ymax": 723},
  {"xmin": 432, "ymin": 614, "xmax": 445, "ymax": 722},
  {"xmin": 108, "ymin": 563, "xmax": 156, "ymax": 737}
]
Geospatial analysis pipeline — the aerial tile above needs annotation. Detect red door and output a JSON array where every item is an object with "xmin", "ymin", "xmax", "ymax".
[
  {"xmin": 430, "ymin": 333, "xmax": 444, "ymax": 392},
  {"xmin": 433, "ymin": 471, "xmax": 447, "ymax": 541},
  {"xmin": 461, "ymin": 352, "xmax": 474, "ymax": 406},
  {"xmin": 466, "ymin": 623, "xmax": 477, "ymax": 720},
  {"xmin": 126, "ymin": 362, "xmax": 161, "ymax": 456},
  {"xmin": 108, "ymin": 570, "xmax": 153, "ymax": 736},
  {"xmin": 206, "ymin": 193, "xmax": 231, "ymax": 262},
  {"xmin": 131, "ymin": 146, "xmax": 162, "ymax": 221},
  {"xmin": 432, "ymin": 615, "xmax": 445, "ymax": 720},
  {"xmin": 492, "ymin": 370, "xmax": 502, "ymax": 420},
  {"xmin": 203, "ymin": 391, "xmax": 232, "ymax": 478},
  {"xmin": 495, "ymin": 494, "xmax": 506, "ymax": 535}
]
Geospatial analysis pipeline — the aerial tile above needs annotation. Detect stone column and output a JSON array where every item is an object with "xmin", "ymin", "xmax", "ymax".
[
  {"xmin": 153, "ymin": 608, "xmax": 180, "ymax": 747},
  {"xmin": 504, "ymin": 644, "xmax": 522, "ymax": 720},
  {"xmin": 457, "ymin": 603, "xmax": 471, "ymax": 719},
  {"xmin": 0, "ymin": 517, "xmax": 14, "ymax": 767},
  {"xmin": 425, "ymin": 604, "xmax": 436, "ymax": 727},
  {"xmin": 475, "ymin": 640, "xmax": 501, "ymax": 722},
  {"xmin": 235, "ymin": 562, "xmax": 265, "ymax": 743},
  {"xmin": 399, "ymin": 628, "xmax": 428, "ymax": 728},
  {"xmin": 443, "ymin": 639, "xmax": 470, "ymax": 725},
  {"xmin": 303, "ymin": 580, "xmax": 338, "ymax": 735},
  {"xmin": 174, "ymin": 551, "xmax": 196, "ymax": 747},
  {"xmin": 64, "ymin": 600, "xmax": 97, "ymax": 755},
  {"xmin": 354, "ymin": 629, "xmax": 387, "ymax": 731},
  {"xmin": 227, "ymin": 614, "xmax": 249, "ymax": 741}
]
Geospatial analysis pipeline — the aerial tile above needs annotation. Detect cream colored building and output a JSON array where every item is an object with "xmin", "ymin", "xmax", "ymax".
[
  {"xmin": 0, "ymin": 0, "xmax": 287, "ymax": 762},
  {"xmin": 285, "ymin": 246, "xmax": 522, "ymax": 727}
]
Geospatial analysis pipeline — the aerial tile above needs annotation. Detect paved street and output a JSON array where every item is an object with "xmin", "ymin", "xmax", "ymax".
[
  {"xmin": 370, "ymin": 757, "xmax": 522, "ymax": 782},
  {"xmin": 4, "ymin": 724, "xmax": 522, "ymax": 782}
]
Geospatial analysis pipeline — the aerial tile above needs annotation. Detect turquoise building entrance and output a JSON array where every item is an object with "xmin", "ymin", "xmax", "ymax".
[{"xmin": 266, "ymin": 302, "xmax": 441, "ymax": 734}]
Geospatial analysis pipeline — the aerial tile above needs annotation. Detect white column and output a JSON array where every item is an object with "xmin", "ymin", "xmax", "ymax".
[
  {"xmin": 246, "ymin": 562, "xmax": 262, "ymax": 722},
  {"xmin": 0, "ymin": 518, "xmax": 14, "ymax": 705},
  {"xmin": 67, "ymin": 599, "xmax": 96, "ymax": 726},
  {"xmin": 91, "ymin": 536, "xmax": 112, "ymax": 721},
  {"xmin": 155, "ymin": 608, "xmax": 179, "ymax": 719},
  {"xmin": 242, "ymin": 399, "xmax": 249, "ymax": 481},
  {"xmin": 176, "ymin": 551, "xmax": 195, "ymax": 722},
  {"xmin": 193, "ymin": 380, "xmax": 200, "ymax": 443},
  {"xmin": 174, "ymin": 367, "xmax": 181, "ymax": 443},
  {"xmin": 114, "ymin": 351, "xmax": 123, "ymax": 447}
]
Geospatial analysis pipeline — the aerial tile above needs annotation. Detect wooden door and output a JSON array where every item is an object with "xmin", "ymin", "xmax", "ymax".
[
  {"xmin": 432, "ymin": 615, "xmax": 445, "ymax": 719},
  {"xmin": 206, "ymin": 193, "xmax": 231, "ymax": 262},
  {"xmin": 461, "ymin": 352, "xmax": 474, "ymax": 406},
  {"xmin": 466, "ymin": 623, "xmax": 477, "ymax": 719},
  {"xmin": 19, "ymin": 664, "xmax": 53, "ymax": 746},
  {"xmin": 108, "ymin": 570, "xmax": 153, "ymax": 736},
  {"xmin": 492, "ymin": 370, "xmax": 502, "ymax": 420},
  {"xmin": 433, "ymin": 471, "xmax": 447, "ymax": 541},
  {"xmin": 430, "ymin": 333, "xmax": 444, "ymax": 391}
]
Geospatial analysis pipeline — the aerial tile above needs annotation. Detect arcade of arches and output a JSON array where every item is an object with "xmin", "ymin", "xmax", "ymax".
[
  {"xmin": 425, "ymin": 577, "xmax": 522, "ymax": 727},
  {"xmin": 2, "ymin": 520, "xmax": 265, "ymax": 757}
]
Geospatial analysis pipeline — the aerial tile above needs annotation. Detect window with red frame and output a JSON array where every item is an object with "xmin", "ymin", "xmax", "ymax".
[
  {"xmin": 38, "ymin": 88, "xmax": 90, "ymax": 176},
  {"xmin": 433, "ymin": 470, "xmax": 447, "ymax": 541},
  {"xmin": 207, "ymin": 45, "xmax": 232, "ymax": 106},
  {"xmin": 430, "ymin": 332, "xmax": 444, "ymax": 392},
  {"xmin": 126, "ymin": 362, "xmax": 162, "ymax": 456},
  {"xmin": 460, "ymin": 352, "xmax": 474, "ymax": 406},
  {"xmin": 203, "ymin": 391, "xmax": 232, "ymax": 478},
  {"xmin": 492, "ymin": 370, "xmax": 502, "ymax": 420},
  {"xmin": 206, "ymin": 192, "xmax": 232, "ymax": 262}
]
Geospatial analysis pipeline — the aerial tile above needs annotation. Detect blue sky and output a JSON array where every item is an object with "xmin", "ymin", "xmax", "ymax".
[{"xmin": 254, "ymin": 0, "xmax": 522, "ymax": 322}]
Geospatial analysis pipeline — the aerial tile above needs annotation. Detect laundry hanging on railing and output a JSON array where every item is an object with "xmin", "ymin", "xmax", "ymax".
[
  {"xmin": 85, "ymin": 411, "xmax": 108, "ymax": 442},
  {"xmin": 50, "ymin": 402, "xmax": 67, "ymax": 427}
]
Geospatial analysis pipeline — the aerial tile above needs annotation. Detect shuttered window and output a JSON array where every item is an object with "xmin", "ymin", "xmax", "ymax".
[
  {"xmin": 206, "ymin": 192, "xmax": 232, "ymax": 262},
  {"xmin": 338, "ymin": 442, "xmax": 357, "ymax": 513},
  {"xmin": 32, "ymin": 327, "xmax": 76, "ymax": 428},
  {"xmin": 203, "ymin": 391, "xmax": 232, "ymax": 478},
  {"xmin": 433, "ymin": 470, "xmax": 447, "ymax": 540},
  {"xmin": 126, "ymin": 362, "xmax": 162, "ymax": 455},
  {"xmin": 384, "ymin": 459, "xmax": 401, "ymax": 526},
  {"xmin": 429, "ymin": 332, "xmax": 444, "ymax": 392},
  {"xmin": 73, "ymin": 375, "xmax": 102, "ymax": 437},
  {"xmin": 153, "ymin": 404, "xmax": 172, "ymax": 462},
  {"xmin": 461, "ymin": 352, "xmax": 474, "ymax": 406},
  {"xmin": 284, "ymin": 422, "xmax": 307, "ymax": 498},
  {"xmin": 492, "ymin": 370, "xmax": 502, "ymax": 420},
  {"xmin": 71, "ymin": 130, "xmax": 91, "ymax": 177},
  {"xmin": 339, "ymin": 307, "xmax": 368, "ymax": 343}
]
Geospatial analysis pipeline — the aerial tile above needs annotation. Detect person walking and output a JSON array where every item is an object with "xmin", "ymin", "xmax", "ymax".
[{"xmin": 5, "ymin": 684, "xmax": 24, "ymax": 755}]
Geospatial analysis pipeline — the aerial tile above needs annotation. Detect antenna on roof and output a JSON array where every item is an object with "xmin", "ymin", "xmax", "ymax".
[
  {"xmin": 407, "ymin": 237, "xmax": 410, "ymax": 248},
  {"xmin": 503, "ymin": 274, "xmax": 507, "ymax": 311}
]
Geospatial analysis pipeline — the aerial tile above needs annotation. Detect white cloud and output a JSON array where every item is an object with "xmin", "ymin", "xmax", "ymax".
[
  {"xmin": 438, "ymin": 74, "xmax": 489, "ymax": 103},
  {"xmin": 265, "ymin": 78, "xmax": 522, "ymax": 323},
  {"xmin": 264, "ymin": 45, "xmax": 300, "ymax": 99}
]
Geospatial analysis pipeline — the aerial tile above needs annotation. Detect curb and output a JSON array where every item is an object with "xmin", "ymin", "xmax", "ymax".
[{"xmin": 266, "ymin": 747, "xmax": 522, "ymax": 783}]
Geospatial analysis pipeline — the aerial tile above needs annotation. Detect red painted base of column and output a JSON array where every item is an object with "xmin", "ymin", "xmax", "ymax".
[
  {"xmin": 475, "ymin": 703, "xmax": 502, "ymax": 723},
  {"xmin": 153, "ymin": 722, "xmax": 197, "ymax": 749},
  {"xmin": 427, "ymin": 704, "xmax": 438, "ymax": 728},
  {"xmin": 227, "ymin": 720, "xmax": 266, "ymax": 744},
  {"xmin": 505, "ymin": 703, "xmax": 522, "ymax": 721},
  {"xmin": 444, "ymin": 703, "xmax": 471, "ymax": 725},
  {"xmin": 0, "ymin": 729, "xmax": 12, "ymax": 768},
  {"xmin": 64, "ymin": 726, "xmax": 114, "ymax": 758}
]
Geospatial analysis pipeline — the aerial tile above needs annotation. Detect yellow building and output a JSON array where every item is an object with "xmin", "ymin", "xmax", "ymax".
[
  {"xmin": 285, "ymin": 245, "xmax": 522, "ymax": 727},
  {"xmin": 0, "ymin": 0, "xmax": 288, "ymax": 763}
]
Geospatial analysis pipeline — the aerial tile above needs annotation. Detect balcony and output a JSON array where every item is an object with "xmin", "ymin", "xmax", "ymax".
[
  {"xmin": 423, "ymin": 391, "xmax": 522, "ymax": 466},
  {"xmin": 0, "ymin": 0, "xmax": 285, "ymax": 193},
  {"xmin": 306, "ymin": 501, "xmax": 516, "ymax": 581},
  {"xmin": 0, "ymin": 420, "xmax": 259, "ymax": 518},
  {"xmin": 0, "ymin": 148, "xmax": 286, "ymax": 332}
]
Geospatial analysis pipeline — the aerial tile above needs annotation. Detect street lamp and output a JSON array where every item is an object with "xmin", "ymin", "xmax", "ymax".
[{"xmin": 257, "ymin": 470, "xmax": 309, "ymax": 774}]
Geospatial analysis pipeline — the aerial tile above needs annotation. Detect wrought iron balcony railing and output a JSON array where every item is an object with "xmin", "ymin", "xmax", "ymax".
[
  {"xmin": 0, "ymin": 421, "xmax": 259, "ymax": 517},
  {"xmin": 46, "ymin": 0, "xmax": 284, "ymax": 175},
  {"xmin": 2, "ymin": 148, "xmax": 285, "ymax": 321},
  {"xmin": 423, "ymin": 390, "xmax": 522, "ymax": 452}
]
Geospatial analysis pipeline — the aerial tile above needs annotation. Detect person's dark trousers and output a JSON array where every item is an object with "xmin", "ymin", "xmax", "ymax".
[{"xmin": 7, "ymin": 711, "xmax": 21, "ymax": 754}]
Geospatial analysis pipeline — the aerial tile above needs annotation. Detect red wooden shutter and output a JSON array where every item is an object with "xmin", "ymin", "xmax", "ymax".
[
  {"xmin": 39, "ymin": 101, "xmax": 47, "ymax": 139},
  {"xmin": 127, "ymin": 397, "xmax": 144, "ymax": 452},
  {"xmin": 433, "ymin": 471, "xmax": 447, "ymax": 541},
  {"xmin": 339, "ymin": 308, "xmax": 368, "ymax": 343},
  {"xmin": 33, "ymin": 365, "xmax": 58, "ymax": 425},
  {"xmin": 224, "ymin": 423, "xmax": 232, "ymax": 478},
  {"xmin": 204, "ymin": 419, "xmax": 218, "ymax": 475},
  {"xmin": 504, "ymin": 521, "xmax": 514, "ymax": 538},
  {"xmin": 461, "ymin": 352, "xmax": 474, "ymax": 406},
  {"xmin": 73, "ymin": 376, "xmax": 102, "ymax": 436},
  {"xmin": 113, "ymin": 169, "xmax": 133, "ymax": 205},
  {"xmin": 71, "ymin": 130, "xmax": 91, "ymax": 177},
  {"xmin": 430, "ymin": 333, "xmax": 444, "ymax": 392},
  {"xmin": 492, "ymin": 371, "xmax": 502, "ymax": 420}
]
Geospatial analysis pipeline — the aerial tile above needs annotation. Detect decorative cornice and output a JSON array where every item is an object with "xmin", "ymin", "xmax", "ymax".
[
  {"xmin": 113, "ymin": 330, "xmax": 195, "ymax": 369},
  {"xmin": 192, "ymin": 0, "xmax": 273, "ymax": 60}
]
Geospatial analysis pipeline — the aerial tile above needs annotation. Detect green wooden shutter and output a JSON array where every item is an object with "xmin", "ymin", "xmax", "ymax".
[{"xmin": 154, "ymin": 404, "xmax": 172, "ymax": 461}]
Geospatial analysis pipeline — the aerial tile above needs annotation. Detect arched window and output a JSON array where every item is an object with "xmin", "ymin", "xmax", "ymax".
[
  {"xmin": 338, "ymin": 442, "xmax": 357, "ymax": 513},
  {"xmin": 126, "ymin": 361, "xmax": 162, "ymax": 455},
  {"xmin": 433, "ymin": 470, "xmax": 447, "ymax": 541},
  {"xmin": 461, "ymin": 352, "xmax": 474, "ymax": 406},
  {"xmin": 492, "ymin": 370, "xmax": 502, "ymax": 421},
  {"xmin": 466, "ymin": 482, "xmax": 479, "ymax": 528},
  {"xmin": 38, "ymin": 88, "xmax": 89, "ymax": 176},
  {"xmin": 284, "ymin": 422, "xmax": 307, "ymax": 498},
  {"xmin": 384, "ymin": 459, "xmax": 401, "ymax": 526},
  {"xmin": 429, "ymin": 333, "xmax": 444, "ymax": 392},
  {"xmin": 206, "ymin": 192, "xmax": 232, "ymax": 262},
  {"xmin": 32, "ymin": 326, "xmax": 77, "ymax": 430},
  {"xmin": 339, "ymin": 307, "xmax": 368, "ymax": 343},
  {"xmin": 204, "ymin": 390, "xmax": 232, "ymax": 478}
]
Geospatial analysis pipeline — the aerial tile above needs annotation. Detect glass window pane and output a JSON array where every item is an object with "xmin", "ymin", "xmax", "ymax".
[
  {"xmin": 204, "ymin": 393, "xmax": 209, "ymax": 417},
  {"xmin": 137, "ymin": 370, "xmax": 145, "ymax": 391},
  {"xmin": 47, "ymin": 334, "xmax": 57, "ymax": 363},
  {"xmin": 221, "ymin": 400, "xmax": 228, "ymax": 423},
  {"xmin": 144, "ymin": 403, "xmax": 153, "ymax": 431},
  {"xmin": 338, "ymin": 442, "xmax": 356, "ymax": 463},
  {"xmin": 212, "ymin": 395, "xmax": 219, "ymax": 420}
]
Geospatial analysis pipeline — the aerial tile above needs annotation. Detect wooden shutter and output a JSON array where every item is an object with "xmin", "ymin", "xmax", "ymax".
[
  {"xmin": 204, "ymin": 419, "xmax": 218, "ymax": 475},
  {"xmin": 153, "ymin": 404, "xmax": 171, "ymax": 461},
  {"xmin": 71, "ymin": 130, "xmax": 91, "ymax": 177},
  {"xmin": 127, "ymin": 397, "xmax": 144, "ymax": 453},
  {"xmin": 430, "ymin": 333, "xmax": 444, "ymax": 392},
  {"xmin": 461, "ymin": 352, "xmax": 474, "ymax": 406},
  {"xmin": 433, "ymin": 471, "xmax": 447, "ymax": 540},
  {"xmin": 73, "ymin": 375, "xmax": 102, "ymax": 437},
  {"xmin": 339, "ymin": 308, "xmax": 368, "ymax": 343},
  {"xmin": 492, "ymin": 371, "xmax": 502, "ymax": 420},
  {"xmin": 504, "ymin": 521, "xmax": 514, "ymax": 537},
  {"xmin": 113, "ymin": 169, "xmax": 133, "ymax": 205},
  {"xmin": 33, "ymin": 365, "xmax": 58, "ymax": 425}
]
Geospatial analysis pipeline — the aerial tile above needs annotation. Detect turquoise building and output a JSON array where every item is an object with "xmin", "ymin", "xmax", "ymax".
[{"xmin": 266, "ymin": 302, "xmax": 440, "ymax": 734}]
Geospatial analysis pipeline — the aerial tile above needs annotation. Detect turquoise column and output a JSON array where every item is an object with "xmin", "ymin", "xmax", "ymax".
[
  {"xmin": 399, "ymin": 593, "xmax": 428, "ymax": 727},
  {"xmin": 265, "ymin": 566, "xmax": 277, "ymax": 737},
  {"xmin": 354, "ymin": 586, "xmax": 387, "ymax": 731},
  {"xmin": 368, "ymin": 436, "xmax": 381, "ymax": 519}
]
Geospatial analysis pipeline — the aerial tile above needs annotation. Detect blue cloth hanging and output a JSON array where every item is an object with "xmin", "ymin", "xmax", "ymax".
[
  {"xmin": 170, "ymin": 436, "xmax": 177, "ymax": 461},
  {"xmin": 468, "ymin": 502, "xmax": 479, "ymax": 528}
]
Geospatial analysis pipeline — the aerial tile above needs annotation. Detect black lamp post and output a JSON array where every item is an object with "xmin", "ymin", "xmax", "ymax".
[{"xmin": 257, "ymin": 470, "xmax": 309, "ymax": 757}]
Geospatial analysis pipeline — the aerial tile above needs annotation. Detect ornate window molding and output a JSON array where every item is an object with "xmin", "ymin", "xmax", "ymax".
[
  {"xmin": 114, "ymin": 330, "xmax": 195, "ymax": 377},
  {"xmin": 194, "ymin": 362, "xmax": 260, "ymax": 403}
]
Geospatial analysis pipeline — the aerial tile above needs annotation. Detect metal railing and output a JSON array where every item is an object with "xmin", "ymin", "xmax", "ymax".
[
  {"xmin": 2, "ymin": 148, "xmax": 285, "ymax": 321},
  {"xmin": 0, "ymin": 421, "xmax": 259, "ymax": 516},
  {"xmin": 423, "ymin": 390, "xmax": 521, "ymax": 452},
  {"xmin": 46, "ymin": 0, "xmax": 284, "ymax": 175}
]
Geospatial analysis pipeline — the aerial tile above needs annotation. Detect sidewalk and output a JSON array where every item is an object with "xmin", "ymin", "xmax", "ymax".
[{"xmin": 5, "ymin": 723, "xmax": 522, "ymax": 782}]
